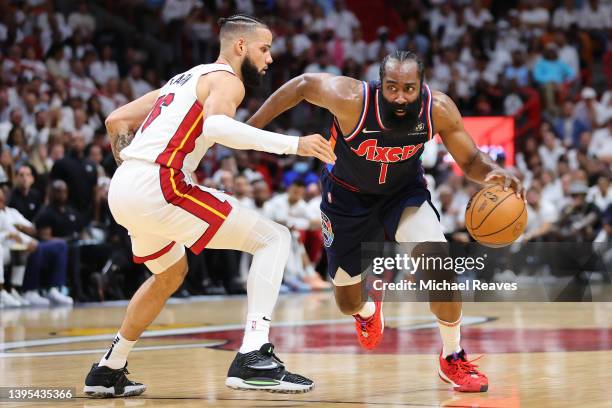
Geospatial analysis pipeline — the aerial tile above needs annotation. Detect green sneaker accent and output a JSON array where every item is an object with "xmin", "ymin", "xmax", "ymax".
[{"xmin": 244, "ymin": 379, "xmax": 280, "ymax": 386}]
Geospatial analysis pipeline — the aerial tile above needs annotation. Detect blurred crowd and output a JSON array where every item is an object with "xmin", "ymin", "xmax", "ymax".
[{"xmin": 0, "ymin": 0, "xmax": 610, "ymax": 307}]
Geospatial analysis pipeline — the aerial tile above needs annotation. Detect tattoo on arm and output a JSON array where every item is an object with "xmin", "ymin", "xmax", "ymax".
[{"xmin": 111, "ymin": 130, "xmax": 135, "ymax": 166}]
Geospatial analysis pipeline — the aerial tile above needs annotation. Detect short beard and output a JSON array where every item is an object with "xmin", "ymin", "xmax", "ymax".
[
  {"xmin": 379, "ymin": 91, "xmax": 422, "ymax": 131},
  {"xmin": 240, "ymin": 55, "xmax": 264, "ymax": 89}
]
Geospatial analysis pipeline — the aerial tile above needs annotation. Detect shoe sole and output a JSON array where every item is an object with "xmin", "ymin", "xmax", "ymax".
[
  {"xmin": 438, "ymin": 370, "xmax": 488, "ymax": 392},
  {"xmin": 225, "ymin": 377, "xmax": 314, "ymax": 394},
  {"xmin": 83, "ymin": 384, "xmax": 146, "ymax": 398}
]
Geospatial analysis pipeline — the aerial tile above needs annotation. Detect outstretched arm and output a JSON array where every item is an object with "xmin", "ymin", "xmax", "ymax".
[
  {"xmin": 433, "ymin": 91, "xmax": 524, "ymax": 198},
  {"xmin": 247, "ymin": 73, "xmax": 363, "ymax": 130},
  {"xmin": 105, "ymin": 89, "xmax": 160, "ymax": 165},
  {"xmin": 199, "ymin": 72, "xmax": 336, "ymax": 164}
]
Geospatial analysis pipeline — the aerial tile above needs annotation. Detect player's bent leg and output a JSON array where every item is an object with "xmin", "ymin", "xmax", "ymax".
[
  {"xmin": 119, "ymin": 254, "xmax": 188, "ymax": 340},
  {"xmin": 333, "ymin": 270, "xmax": 384, "ymax": 350},
  {"xmin": 395, "ymin": 203, "xmax": 488, "ymax": 392},
  {"xmin": 206, "ymin": 205, "xmax": 314, "ymax": 393},
  {"xmin": 84, "ymin": 253, "xmax": 187, "ymax": 398}
]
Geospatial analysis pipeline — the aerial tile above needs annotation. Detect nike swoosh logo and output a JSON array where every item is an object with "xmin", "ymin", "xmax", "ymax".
[
  {"xmin": 249, "ymin": 362, "xmax": 279, "ymax": 370},
  {"xmin": 362, "ymin": 129, "xmax": 381, "ymax": 134}
]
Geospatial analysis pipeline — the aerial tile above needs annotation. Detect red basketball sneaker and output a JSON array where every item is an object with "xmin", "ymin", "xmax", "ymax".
[
  {"xmin": 353, "ymin": 301, "xmax": 384, "ymax": 350},
  {"xmin": 438, "ymin": 350, "xmax": 488, "ymax": 392}
]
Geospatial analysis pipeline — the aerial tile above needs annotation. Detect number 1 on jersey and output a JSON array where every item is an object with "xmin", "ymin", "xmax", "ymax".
[
  {"xmin": 142, "ymin": 93, "xmax": 175, "ymax": 131},
  {"xmin": 379, "ymin": 163, "xmax": 388, "ymax": 184}
]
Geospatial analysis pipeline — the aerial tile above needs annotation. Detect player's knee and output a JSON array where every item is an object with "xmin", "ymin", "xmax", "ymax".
[
  {"xmin": 274, "ymin": 224, "xmax": 292, "ymax": 251},
  {"xmin": 155, "ymin": 258, "xmax": 187, "ymax": 294}
]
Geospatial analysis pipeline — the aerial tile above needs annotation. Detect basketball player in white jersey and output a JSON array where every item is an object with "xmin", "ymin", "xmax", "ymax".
[{"xmin": 83, "ymin": 15, "xmax": 335, "ymax": 397}]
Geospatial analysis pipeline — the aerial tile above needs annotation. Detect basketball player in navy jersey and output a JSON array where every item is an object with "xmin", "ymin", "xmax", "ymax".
[{"xmin": 248, "ymin": 51, "xmax": 524, "ymax": 392}]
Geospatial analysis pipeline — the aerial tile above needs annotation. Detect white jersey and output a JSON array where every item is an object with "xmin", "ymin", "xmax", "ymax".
[{"xmin": 120, "ymin": 63, "xmax": 235, "ymax": 173}]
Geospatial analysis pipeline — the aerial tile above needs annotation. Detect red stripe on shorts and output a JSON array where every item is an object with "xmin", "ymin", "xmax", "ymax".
[{"xmin": 133, "ymin": 241, "xmax": 176, "ymax": 263}]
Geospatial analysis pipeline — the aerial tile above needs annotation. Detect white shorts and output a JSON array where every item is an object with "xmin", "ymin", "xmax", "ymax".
[{"xmin": 108, "ymin": 160, "xmax": 256, "ymax": 273}]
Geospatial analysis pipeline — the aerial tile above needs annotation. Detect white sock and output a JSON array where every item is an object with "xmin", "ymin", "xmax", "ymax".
[
  {"xmin": 11, "ymin": 266, "xmax": 25, "ymax": 286},
  {"xmin": 438, "ymin": 313, "xmax": 462, "ymax": 357},
  {"xmin": 239, "ymin": 313, "xmax": 271, "ymax": 353},
  {"xmin": 99, "ymin": 332, "xmax": 136, "ymax": 369},
  {"xmin": 355, "ymin": 299, "xmax": 375, "ymax": 319}
]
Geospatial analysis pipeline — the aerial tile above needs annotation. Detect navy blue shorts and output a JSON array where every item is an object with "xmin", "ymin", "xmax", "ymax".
[{"xmin": 320, "ymin": 170, "xmax": 439, "ymax": 280}]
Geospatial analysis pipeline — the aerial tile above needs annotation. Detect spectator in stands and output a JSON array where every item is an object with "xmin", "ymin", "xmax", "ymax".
[
  {"xmin": 50, "ymin": 133, "xmax": 97, "ymax": 221},
  {"xmin": 587, "ymin": 175, "xmax": 612, "ymax": 212},
  {"xmin": 464, "ymin": 0, "xmax": 493, "ymax": 29},
  {"xmin": 34, "ymin": 180, "xmax": 86, "ymax": 301},
  {"xmin": 589, "ymin": 117, "xmax": 612, "ymax": 164},
  {"xmin": 579, "ymin": 0, "xmax": 612, "ymax": 31},
  {"xmin": 68, "ymin": 1, "xmax": 96, "ymax": 39},
  {"xmin": 555, "ymin": 31, "xmax": 580, "ymax": 79},
  {"xmin": 234, "ymin": 174, "xmax": 254, "ymax": 208},
  {"xmin": 252, "ymin": 179, "xmax": 271, "ymax": 211},
  {"xmin": 523, "ymin": 187, "xmax": 558, "ymax": 242},
  {"xmin": 7, "ymin": 126, "xmax": 28, "ymax": 166},
  {"xmin": 553, "ymin": 0, "xmax": 580, "ymax": 30},
  {"xmin": 504, "ymin": 50, "xmax": 530, "ymax": 88},
  {"xmin": 395, "ymin": 17, "xmax": 429, "ymax": 57},
  {"xmin": 344, "ymin": 27, "xmax": 367, "ymax": 66},
  {"xmin": 556, "ymin": 182, "xmax": 601, "ymax": 242},
  {"xmin": 0, "ymin": 188, "xmax": 72, "ymax": 306},
  {"xmin": 127, "ymin": 64, "xmax": 153, "ymax": 99},
  {"xmin": 45, "ymin": 44, "xmax": 71, "ymax": 80},
  {"xmin": 0, "ymin": 108, "xmax": 24, "ymax": 143},
  {"xmin": 25, "ymin": 110, "xmax": 51, "ymax": 147},
  {"xmin": 325, "ymin": 0, "xmax": 360, "ymax": 42},
  {"xmin": 534, "ymin": 43, "xmax": 576, "ymax": 116},
  {"xmin": 553, "ymin": 100, "xmax": 589, "ymax": 148},
  {"xmin": 86, "ymin": 96, "xmax": 105, "ymax": 131},
  {"xmin": 283, "ymin": 158, "xmax": 319, "ymax": 189},
  {"xmin": 89, "ymin": 45, "xmax": 119, "ymax": 86},
  {"xmin": 161, "ymin": 0, "xmax": 203, "ymax": 67},
  {"xmin": 519, "ymin": 0, "xmax": 550, "ymax": 36},
  {"xmin": 367, "ymin": 26, "xmax": 395, "ymax": 62},
  {"xmin": 9, "ymin": 164, "xmax": 42, "ymax": 222},
  {"xmin": 70, "ymin": 59, "xmax": 97, "ymax": 102},
  {"xmin": 538, "ymin": 128, "xmax": 566, "ymax": 172},
  {"xmin": 575, "ymin": 87, "xmax": 608, "ymax": 129},
  {"xmin": 429, "ymin": 3, "xmax": 456, "ymax": 42}
]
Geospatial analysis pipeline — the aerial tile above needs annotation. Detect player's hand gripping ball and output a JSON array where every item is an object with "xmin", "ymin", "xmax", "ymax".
[{"xmin": 465, "ymin": 185, "xmax": 527, "ymax": 247}]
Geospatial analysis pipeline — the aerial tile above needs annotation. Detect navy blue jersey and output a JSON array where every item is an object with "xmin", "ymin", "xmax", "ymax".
[{"xmin": 325, "ymin": 80, "xmax": 434, "ymax": 195}]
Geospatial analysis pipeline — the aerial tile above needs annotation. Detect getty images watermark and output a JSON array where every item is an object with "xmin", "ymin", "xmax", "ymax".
[
  {"xmin": 371, "ymin": 252, "xmax": 518, "ymax": 292},
  {"xmin": 360, "ymin": 242, "xmax": 612, "ymax": 302}
]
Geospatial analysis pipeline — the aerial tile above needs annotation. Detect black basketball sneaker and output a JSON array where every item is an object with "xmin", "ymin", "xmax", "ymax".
[
  {"xmin": 83, "ymin": 363, "xmax": 146, "ymax": 398},
  {"xmin": 225, "ymin": 343, "xmax": 314, "ymax": 393}
]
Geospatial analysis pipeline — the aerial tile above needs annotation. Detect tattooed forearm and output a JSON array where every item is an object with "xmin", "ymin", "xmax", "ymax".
[{"xmin": 111, "ymin": 130, "xmax": 135, "ymax": 166}]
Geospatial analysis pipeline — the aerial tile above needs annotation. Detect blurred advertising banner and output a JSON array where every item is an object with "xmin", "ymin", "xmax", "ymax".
[{"xmin": 435, "ymin": 116, "xmax": 516, "ymax": 173}]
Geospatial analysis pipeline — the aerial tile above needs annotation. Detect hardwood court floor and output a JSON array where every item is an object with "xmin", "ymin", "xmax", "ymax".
[{"xmin": 1, "ymin": 293, "xmax": 612, "ymax": 407}]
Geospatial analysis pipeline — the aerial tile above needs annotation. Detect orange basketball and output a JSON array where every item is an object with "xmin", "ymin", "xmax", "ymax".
[{"xmin": 465, "ymin": 185, "xmax": 527, "ymax": 247}]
